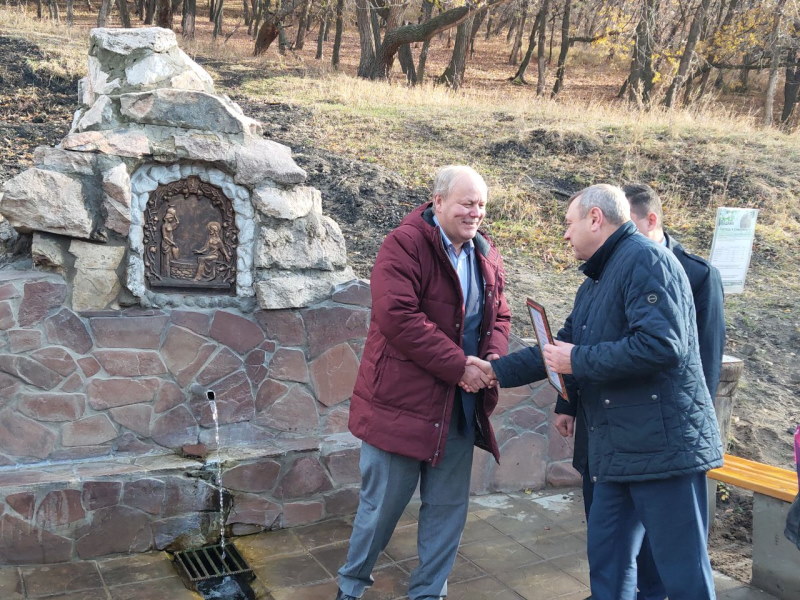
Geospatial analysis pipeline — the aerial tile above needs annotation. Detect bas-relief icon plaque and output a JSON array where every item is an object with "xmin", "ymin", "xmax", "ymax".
[{"xmin": 143, "ymin": 176, "xmax": 238, "ymax": 294}]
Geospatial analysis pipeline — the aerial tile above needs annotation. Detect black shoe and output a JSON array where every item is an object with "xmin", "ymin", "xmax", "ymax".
[{"xmin": 334, "ymin": 590, "xmax": 358, "ymax": 600}]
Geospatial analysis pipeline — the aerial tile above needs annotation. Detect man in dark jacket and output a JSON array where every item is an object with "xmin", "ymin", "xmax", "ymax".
[
  {"xmin": 473, "ymin": 184, "xmax": 722, "ymax": 599},
  {"xmin": 619, "ymin": 182, "xmax": 726, "ymax": 600},
  {"xmin": 334, "ymin": 165, "xmax": 511, "ymax": 600}
]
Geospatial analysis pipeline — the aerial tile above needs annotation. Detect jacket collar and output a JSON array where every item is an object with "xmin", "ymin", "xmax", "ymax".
[
  {"xmin": 580, "ymin": 220, "xmax": 638, "ymax": 280},
  {"xmin": 421, "ymin": 204, "xmax": 492, "ymax": 258}
]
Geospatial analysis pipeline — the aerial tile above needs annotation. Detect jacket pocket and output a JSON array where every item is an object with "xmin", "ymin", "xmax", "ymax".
[{"xmin": 602, "ymin": 385, "xmax": 668, "ymax": 454}]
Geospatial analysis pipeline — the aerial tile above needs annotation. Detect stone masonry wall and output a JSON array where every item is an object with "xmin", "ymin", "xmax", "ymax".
[{"xmin": 0, "ymin": 270, "xmax": 578, "ymax": 565}]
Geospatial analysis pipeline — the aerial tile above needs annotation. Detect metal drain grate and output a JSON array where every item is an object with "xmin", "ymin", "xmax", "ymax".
[{"xmin": 173, "ymin": 543, "xmax": 254, "ymax": 585}]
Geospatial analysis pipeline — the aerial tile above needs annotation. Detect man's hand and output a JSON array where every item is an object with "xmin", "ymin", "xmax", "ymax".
[
  {"xmin": 554, "ymin": 413, "xmax": 575, "ymax": 438},
  {"xmin": 543, "ymin": 340, "xmax": 575, "ymax": 374},
  {"xmin": 459, "ymin": 356, "xmax": 496, "ymax": 393}
]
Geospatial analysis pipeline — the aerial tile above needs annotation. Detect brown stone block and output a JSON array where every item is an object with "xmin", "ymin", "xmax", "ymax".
[
  {"xmin": 44, "ymin": 309, "xmax": 93, "ymax": 354},
  {"xmin": 530, "ymin": 381, "xmax": 558, "ymax": 408},
  {"xmin": 0, "ymin": 514, "xmax": 73, "ymax": 564},
  {"xmin": 268, "ymin": 347, "xmax": 309, "ymax": 382},
  {"xmin": 87, "ymin": 377, "xmax": 161, "ymax": 409},
  {"xmin": 209, "ymin": 311, "xmax": 264, "ymax": 354},
  {"xmin": 18, "ymin": 280, "xmax": 67, "ymax": 327},
  {"xmin": 93, "ymin": 350, "xmax": 167, "ymax": 376},
  {"xmin": 89, "ymin": 315, "xmax": 169, "ymax": 349},
  {"xmin": 323, "ymin": 487, "xmax": 360, "ymax": 517},
  {"xmin": 0, "ymin": 373, "xmax": 21, "ymax": 406},
  {"xmin": 245, "ymin": 348, "xmax": 269, "ymax": 385},
  {"xmin": 0, "ymin": 282, "xmax": 19, "ymax": 300},
  {"xmin": 546, "ymin": 461, "xmax": 582, "ymax": 487},
  {"xmin": 162, "ymin": 477, "xmax": 217, "ymax": 516},
  {"xmin": 255, "ymin": 378, "xmax": 289, "ymax": 412},
  {"xmin": 0, "ymin": 409, "xmax": 57, "ymax": 459},
  {"xmin": 222, "ymin": 460, "xmax": 282, "ymax": 493},
  {"xmin": 193, "ymin": 371, "xmax": 254, "ymax": 426},
  {"xmin": 116, "ymin": 432, "xmax": 162, "ymax": 455},
  {"xmin": 282, "ymin": 501, "xmax": 324, "ymax": 527},
  {"xmin": 35, "ymin": 489, "xmax": 85, "ymax": 527},
  {"xmin": 309, "ymin": 343, "xmax": 359, "ymax": 407},
  {"xmin": 75, "ymin": 505, "xmax": 152, "ymax": 559},
  {"xmin": 51, "ymin": 445, "xmax": 111, "ymax": 461},
  {"xmin": 547, "ymin": 420, "xmax": 575, "ymax": 461},
  {"xmin": 18, "ymin": 392, "xmax": 86, "ymax": 421},
  {"xmin": 322, "ymin": 447, "xmax": 361, "ymax": 485},
  {"xmin": 152, "ymin": 512, "xmax": 214, "ymax": 552},
  {"xmin": 110, "ymin": 404, "xmax": 153, "ymax": 436},
  {"xmin": 492, "ymin": 432, "xmax": 548, "ymax": 493},
  {"xmin": 30, "ymin": 346, "xmax": 77, "ymax": 376},
  {"xmin": 62, "ymin": 414, "xmax": 118, "ymax": 446},
  {"xmin": 60, "ymin": 372, "xmax": 85, "ymax": 393},
  {"xmin": 6, "ymin": 492, "xmax": 35, "ymax": 519},
  {"xmin": 154, "ymin": 381, "xmax": 184, "ymax": 413},
  {"xmin": 0, "ymin": 301, "xmax": 15, "ymax": 330},
  {"xmin": 7, "ymin": 329, "xmax": 42, "ymax": 353},
  {"xmin": 302, "ymin": 306, "xmax": 370, "ymax": 358},
  {"xmin": 82, "ymin": 481, "xmax": 121, "ymax": 510},
  {"xmin": 170, "ymin": 310, "xmax": 212, "ymax": 335},
  {"xmin": 323, "ymin": 404, "xmax": 350, "ymax": 434},
  {"xmin": 77, "ymin": 356, "xmax": 101, "ymax": 377},
  {"xmin": 151, "ymin": 405, "xmax": 199, "ymax": 449},
  {"xmin": 196, "ymin": 347, "xmax": 243, "ymax": 386},
  {"xmin": 275, "ymin": 456, "xmax": 333, "ymax": 499},
  {"xmin": 332, "ymin": 280, "xmax": 372, "ymax": 307},
  {"xmin": 227, "ymin": 493, "xmax": 281, "ymax": 529},
  {"xmin": 470, "ymin": 446, "xmax": 492, "ymax": 495},
  {"xmin": 161, "ymin": 325, "xmax": 215, "ymax": 387},
  {"xmin": 123, "ymin": 478, "xmax": 166, "ymax": 515},
  {"xmin": 497, "ymin": 385, "xmax": 534, "ymax": 414},
  {"xmin": 254, "ymin": 309, "xmax": 306, "ymax": 345},
  {"xmin": 0, "ymin": 354, "xmax": 62, "ymax": 390},
  {"xmin": 507, "ymin": 405, "xmax": 548, "ymax": 431},
  {"xmin": 255, "ymin": 384, "xmax": 319, "ymax": 433}
]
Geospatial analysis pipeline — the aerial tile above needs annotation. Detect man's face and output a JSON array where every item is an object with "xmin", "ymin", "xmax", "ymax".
[
  {"xmin": 434, "ymin": 175, "xmax": 486, "ymax": 249},
  {"xmin": 564, "ymin": 198, "xmax": 596, "ymax": 261}
]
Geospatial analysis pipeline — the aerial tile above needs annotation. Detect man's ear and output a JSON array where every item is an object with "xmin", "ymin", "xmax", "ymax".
[
  {"xmin": 647, "ymin": 212, "xmax": 659, "ymax": 231},
  {"xmin": 589, "ymin": 206, "xmax": 604, "ymax": 231}
]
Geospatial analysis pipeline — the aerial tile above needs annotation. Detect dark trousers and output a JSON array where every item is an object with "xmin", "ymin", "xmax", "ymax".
[
  {"xmin": 586, "ymin": 472, "xmax": 715, "ymax": 600},
  {"xmin": 582, "ymin": 472, "xmax": 666, "ymax": 600}
]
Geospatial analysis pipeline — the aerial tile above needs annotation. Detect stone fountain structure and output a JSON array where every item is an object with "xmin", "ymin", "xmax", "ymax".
[{"xmin": 0, "ymin": 28, "xmax": 574, "ymax": 565}]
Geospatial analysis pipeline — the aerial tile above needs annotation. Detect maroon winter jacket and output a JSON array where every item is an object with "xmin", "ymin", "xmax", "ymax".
[{"xmin": 349, "ymin": 203, "xmax": 512, "ymax": 466}]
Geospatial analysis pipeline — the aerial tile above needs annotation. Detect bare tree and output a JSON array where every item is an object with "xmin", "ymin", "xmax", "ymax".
[
  {"xmin": 664, "ymin": 0, "xmax": 713, "ymax": 108},
  {"xmin": 509, "ymin": 0, "xmax": 530, "ymax": 64},
  {"xmin": 332, "ymin": 0, "xmax": 345, "ymax": 68},
  {"xmin": 295, "ymin": 0, "xmax": 313, "ymax": 49},
  {"xmin": 535, "ymin": 0, "xmax": 549, "ymax": 94},
  {"xmin": 439, "ymin": 15, "xmax": 477, "ymax": 89},
  {"xmin": 183, "ymin": 0, "xmax": 197, "ymax": 38},
  {"xmin": 763, "ymin": 0, "xmax": 788, "ymax": 125},
  {"xmin": 551, "ymin": 0, "xmax": 570, "ymax": 97},
  {"xmin": 627, "ymin": 0, "xmax": 658, "ymax": 106}
]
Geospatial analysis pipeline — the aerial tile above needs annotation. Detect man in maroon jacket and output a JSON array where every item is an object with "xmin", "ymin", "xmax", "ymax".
[{"xmin": 335, "ymin": 165, "xmax": 511, "ymax": 600}]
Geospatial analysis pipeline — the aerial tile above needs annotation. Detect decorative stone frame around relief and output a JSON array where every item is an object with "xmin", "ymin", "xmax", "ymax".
[{"xmin": 128, "ymin": 163, "xmax": 256, "ymax": 308}]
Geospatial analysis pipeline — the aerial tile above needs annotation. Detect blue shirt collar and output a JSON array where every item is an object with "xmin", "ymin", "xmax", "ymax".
[{"xmin": 433, "ymin": 215, "xmax": 474, "ymax": 256}]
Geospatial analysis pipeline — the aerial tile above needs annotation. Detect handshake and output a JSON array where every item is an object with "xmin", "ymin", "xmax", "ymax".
[{"xmin": 458, "ymin": 354, "xmax": 498, "ymax": 394}]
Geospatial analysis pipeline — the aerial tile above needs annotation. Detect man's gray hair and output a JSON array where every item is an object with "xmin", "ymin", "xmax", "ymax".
[
  {"xmin": 432, "ymin": 165, "xmax": 488, "ymax": 201},
  {"xmin": 571, "ymin": 184, "xmax": 630, "ymax": 226}
]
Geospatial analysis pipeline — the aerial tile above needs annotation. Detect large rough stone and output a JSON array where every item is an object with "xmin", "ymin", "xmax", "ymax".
[
  {"xmin": 119, "ymin": 90, "xmax": 261, "ymax": 136},
  {"xmin": 87, "ymin": 378, "xmax": 161, "ymax": 409},
  {"xmin": 18, "ymin": 393, "xmax": 85, "ymax": 421},
  {"xmin": 62, "ymin": 414, "xmax": 118, "ymax": 446},
  {"xmin": 18, "ymin": 280, "xmax": 67, "ymax": 327},
  {"xmin": 332, "ymin": 279, "xmax": 372, "ymax": 307},
  {"xmin": 0, "ymin": 410, "xmax": 57, "ymax": 459},
  {"xmin": 44, "ymin": 309, "xmax": 93, "ymax": 354},
  {"xmin": 256, "ymin": 213, "xmax": 347, "ymax": 271},
  {"xmin": 252, "ymin": 185, "xmax": 321, "ymax": 220},
  {"xmin": 0, "ymin": 168, "xmax": 94, "ymax": 238},
  {"xmin": 91, "ymin": 26, "xmax": 177, "ymax": 55},
  {"xmin": 546, "ymin": 461, "xmax": 582, "ymax": 487},
  {"xmin": 153, "ymin": 513, "xmax": 214, "ymax": 552},
  {"xmin": 70, "ymin": 241, "xmax": 127, "ymax": 311},
  {"xmin": 32, "ymin": 233, "xmax": 70, "ymax": 273},
  {"xmin": 101, "ymin": 163, "xmax": 132, "ymax": 236},
  {"xmin": 93, "ymin": 350, "xmax": 167, "ymax": 376},
  {"xmin": 309, "ymin": 343, "xmax": 359, "ymax": 407},
  {"xmin": 33, "ymin": 147, "xmax": 96, "ymax": 175},
  {"xmin": 276, "ymin": 456, "xmax": 333, "ymax": 499},
  {"xmin": 322, "ymin": 447, "xmax": 361, "ymax": 485},
  {"xmin": 255, "ymin": 268, "xmax": 355, "ymax": 310},
  {"xmin": 76, "ymin": 95, "xmax": 120, "ymax": 131},
  {"xmin": 75, "ymin": 505, "xmax": 151, "ymax": 559},
  {"xmin": 255, "ymin": 378, "xmax": 289, "ymax": 412},
  {"xmin": 233, "ymin": 138, "xmax": 306, "ymax": 186},
  {"xmin": 35, "ymin": 490, "xmax": 85, "ymax": 527},
  {"xmin": 90, "ymin": 314, "xmax": 169, "ymax": 349},
  {"xmin": 492, "ymin": 432, "xmax": 548, "ymax": 492},
  {"xmin": 209, "ymin": 311, "xmax": 263, "ymax": 354},
  {"xmin": 222, "ymin": 460, "xmax": 281, "ymax": 493},
  {"xmin": 303, "ymin": 305, "xmax": 370, "ymax": 358},
  {"xmin": 173, "ymin": 132, "xmax": 234, "ymax": 162},
  {"xmin": 61, "ymin": 129, "xmax": 150, "ymax": 158},
  {"xmin": 163, "ymin": 476, "xmax": 217, "ymax": 516},
  {"xmin": 0, "ymin": 514, "xmax": 73, "ymax": 565}
]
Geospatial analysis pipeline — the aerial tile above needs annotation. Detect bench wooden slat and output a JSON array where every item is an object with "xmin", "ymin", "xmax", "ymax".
[{"xmin": 708, "ymin": 453, "xmax": 798, "ymax": 502}]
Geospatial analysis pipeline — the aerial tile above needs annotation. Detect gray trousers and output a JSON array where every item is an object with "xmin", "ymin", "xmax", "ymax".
[{"xmin": 337, "ymin": 425, "xmax": 474, "ymax": 599}]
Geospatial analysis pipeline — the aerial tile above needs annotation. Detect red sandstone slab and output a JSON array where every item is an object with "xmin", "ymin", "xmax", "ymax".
[
  {"xmin": 61, "ymin": 414, "xmax": 118, "ymax": 446},
  {"xmin": 309, "ymin": 343, "xmax": 359, "ymax": 407},
  {"xmin": 7, "ymin": 329, "xmax": 42, "ymax": 353},
  {"xmin": 87, "ymin": 378, "xmax": 161, "ymax": 409},
  {"xmin": 254, "ymin": 309, "xmax": 306, "ymax": 345},
  {"xmin": 0, "ymin": 301, "xmax": 15, "ymax": 330},
  {"xmin": 0, "ymin": 514, "xmax": 72, "ymax": 564},
  {"xmin": 169, "ymin": 310, "xmax": 212, "ymax": 335},
  {"xmin": 222, "ymin": 460, "xmax": 281, "ymax": 493},
  {"xmin": 109, "ymin": 404, "xmax": 153, "ymax": 437},
  {"xmin": 44, "ymin": 309, "xmax": 93, "ymax": 354},
  {"xmin": 268, "ymin": 347, "xmax": 309, "ymax": 382},
  {"xmin": 89, "ymin": 315, "xmax": 169, "ymax": 349},
  {"xmin": 93, "ymin": 350, "xmax": 167, "ymax": 376},
  {"xmin": 18, "ymin": 393, "xmax": 86, "ymax": 421},
  {"xmin": 31, "ymin": 346, "xmax": 78, "ymax": 376},
  {"xmin": 35, "ymin": 489, "xmax": 85, "ymax": 527},
  {"xmin": 275, "ymin": 455, "xmax": 333, "ymax": 499},
  {"xmin": 210, "ymin": 311, "xmax": 264, "ymax": 354},
  {"xmin": 302, "ymin": 306, "xmax": 370, "ymax": 358},
  {"xmin": 255, "ymin": 385, "xmax": 318, "ymax": 433},
  {"xmin": 0, "ymin": 354, "xmax": 62, "ymax": 390},
  {"xmin": 0, "ymin": 409, "xmax": 57, "ymax": 459},
  {"xmin": 18, "ymin": 280, "xmax": 67, "ymax": 327},
  {"xmin": 196, "ymin": 347, "xmax": 243, "ymax": 385},
  {"xmin": 0, "ymin": 282, "xmax": 19, "ymax": 300}
]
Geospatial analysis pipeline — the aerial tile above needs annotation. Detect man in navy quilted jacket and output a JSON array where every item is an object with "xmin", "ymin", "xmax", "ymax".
[{"xmin": 473, "ymin": 184, "xmax": 723, "ymax": 600}]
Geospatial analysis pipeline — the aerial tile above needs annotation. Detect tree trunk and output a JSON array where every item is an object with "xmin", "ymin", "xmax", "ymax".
[
  {"xmin": 535, "ymin": 0, "xmax": 549, "ymax": 95},
  {"xmin": 97, "ymin": 0, "xmax": 111, "ymax": 25},
  {"xmin": 438, "ymin": 15, "xmax": 475, "ymax": 90},
  {"xmin": 254, "ymin": 0, "xmax": 302, "ymax": 54},
  {"xmin": 664, "ymin": 0, "xmax": 712, "ymax": 108},
  {"xmin": 781, "ymin": 47, "xmax": 800, "ymax": 124},
  {"xmin": 145, "ymin": 0, "xmax": 156, "ymax": 24},
  {"xmin": 416, "ymin": 0, "xmax": 434, "ymax": 83},
  {"xmin": 315, "ymin": 7, "xmax": 329, "ymax": 59},
  {"xmin": 295, "ymin": 0, "xmax": 312, "ymax": 49},
  {"xmin": 551, "ymin": 0, "xmax": 571, "ymax": 97},
  {"xmin": 212, "ymin": 0, "xmax": 224, "ymax": 38},
  {"xmin": 332, "ymin": 0, "xmax": 345, "ymax": 68},
  {"xmin": 510, "ymin": 6, "xmax": 542, "ymax": 83},
  {"xmin": 242, "ymin": 0, "xmax": 252, "ymax": 25},
  {"xmin": 369, "ymin": 0, "xmax": 382, "ymax": 54},
  {"xmin": 398, "ymin": 41, "xmax": 417, "ymax": 83},
  {"xmin": 763, "ymin": 0, "xmax": 788, "ymax": 125},
  {"xmin": 508, "ymin": 0, "xmax": 529, "ymax": 64},
  {"xmin": 156, "ymin": 0, "xmax": 174, "ymax": 28},
  {"xmin": 356, "ymin": 0, "xmax": 377, "ymax": 77},
  {"xmin": 485, "ymin": 10, "xmax": 492, "ymax": 40},
  {"xmin": 182, "ymin": 0, "xmax": 196, "ymax": 38},
  {"xmin": 627, "ymin": 0, "xmax": 657, "ymax": 107},
  {"xmin": 36, "ymin": 0, "xmax": 42, "ymax": 19},
  {"xmin": 116, "ymin": 0, "xmax": 131, "ymax": 26},
  {"xmin": 469, "ymin": 6, "xmax": 488, "ymax": 55}
]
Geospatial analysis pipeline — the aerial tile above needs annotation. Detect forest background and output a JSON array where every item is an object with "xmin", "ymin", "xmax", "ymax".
[{"xmin": 0, "ymin": 0, "xmax": 799, "ymax": 582}]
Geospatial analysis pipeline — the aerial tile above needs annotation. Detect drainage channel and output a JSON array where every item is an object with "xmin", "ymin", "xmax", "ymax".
[{"xmin": 173, "ymin": 542, "xmax": 257, "ymax": 599}]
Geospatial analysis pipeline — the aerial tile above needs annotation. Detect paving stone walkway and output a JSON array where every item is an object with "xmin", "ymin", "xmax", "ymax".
[{"xmin": 0, "ymin": 489, "xmax": 778, "ymax": 600}]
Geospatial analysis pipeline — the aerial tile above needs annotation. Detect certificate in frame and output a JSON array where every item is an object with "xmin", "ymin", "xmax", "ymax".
[{"xmin": 526, "ymin": 298, "xmax": 569, "ymax": 401}]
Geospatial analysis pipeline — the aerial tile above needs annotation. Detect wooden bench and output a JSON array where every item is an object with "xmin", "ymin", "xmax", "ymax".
[{"xmin": 707, "ymin": 453, "xmax": 799, "ymax": 600}]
